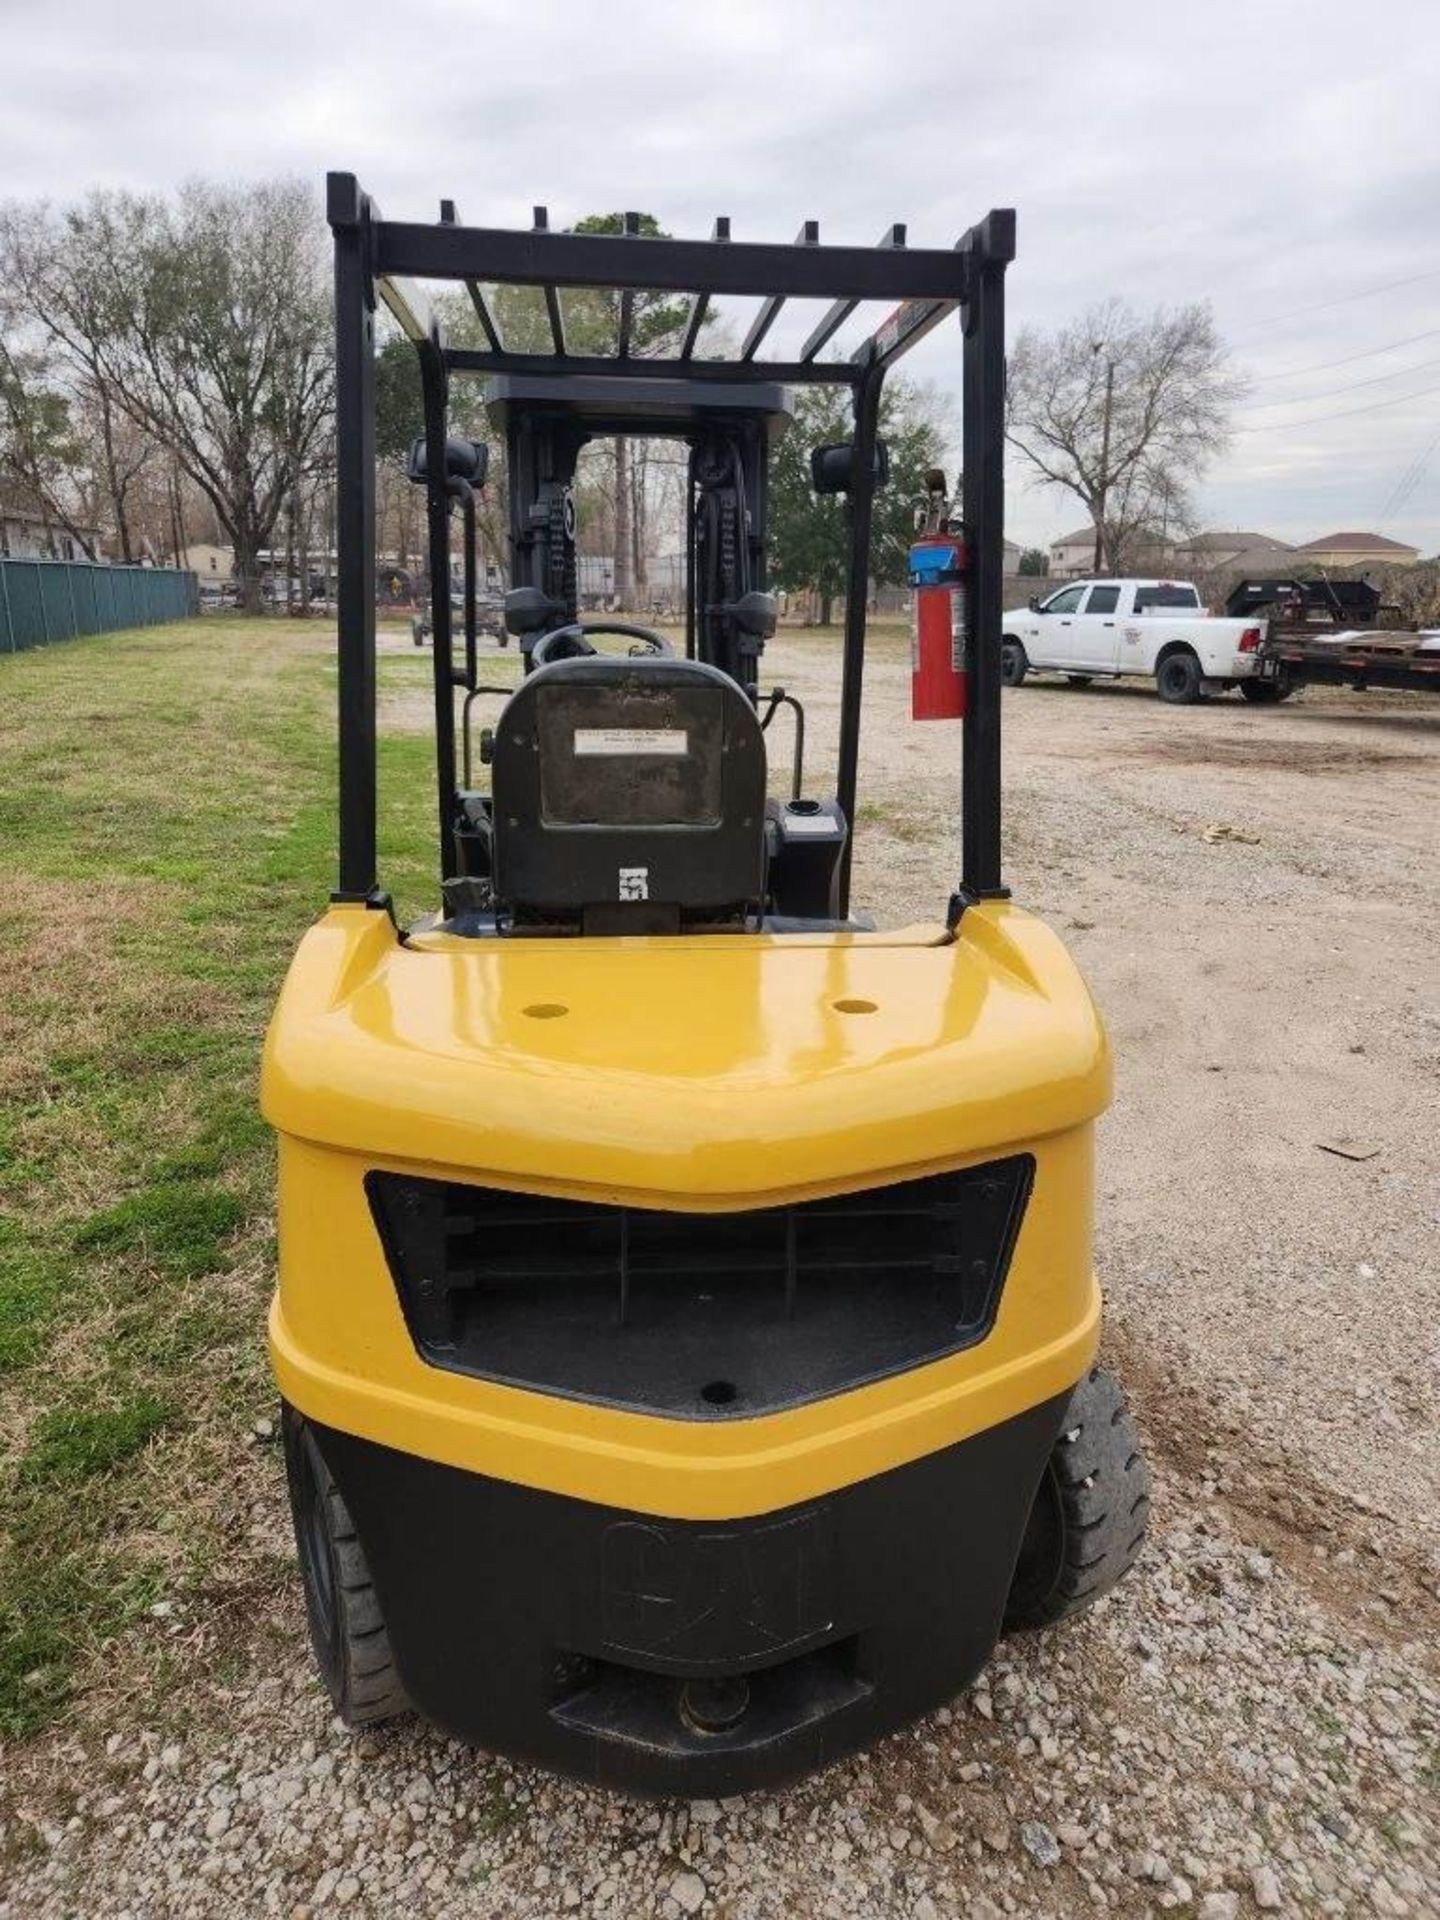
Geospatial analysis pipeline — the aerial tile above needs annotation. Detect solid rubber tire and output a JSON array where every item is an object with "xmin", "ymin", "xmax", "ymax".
[
  {"xmin": 1004, "ymin": 1365, "xmax": 1151, "ymax": 1630},
  {"xmin": 284, "ymin": 1407, "xmax": 409, "ymax": 1726}
]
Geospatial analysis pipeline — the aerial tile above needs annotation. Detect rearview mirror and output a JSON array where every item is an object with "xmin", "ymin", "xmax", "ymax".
[
  {"xmin": 1028, "ymin": 595, "xmax": 1040, "ymax": 612},
  {"xmin": 810, "ymin": 440, "xmax": 892, "ymax": 496},
  {"xmin": 406, "ymin": 435, "xmax": 490, "ymax": 489},
  {"xmin": 726, "ymin": 591, "xmax": 777, "ymax": 639},
  {"xmin": 503, "ymin": 585, "xmax": 564, "ymax": 636}
]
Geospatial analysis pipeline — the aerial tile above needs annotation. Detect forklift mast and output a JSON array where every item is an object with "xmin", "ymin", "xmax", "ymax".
[
  {"xmin": 688, "ymin": 420, "xmax": 769, "ymax": 693},
  {"xmin": 504, "ymin": 411, "xmax": 581, "ymax": 625}
]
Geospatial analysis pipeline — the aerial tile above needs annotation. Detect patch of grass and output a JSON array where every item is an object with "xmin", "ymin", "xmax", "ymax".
[
  {"xmin": 0, "ymin": 617, "xmax": 423, "ymax": 1740},
  {"xmin": 0, "ymin": 1221, "xmax": 67, "ymax": 1373},
  {"xmin": 473, "ymin": 1775, "xmax": 524, "ymax": 1840},
  {"xmin": 20, "ymin": 1393, "xmax": 174, "ymax": 1485},
  {"xmin": 73, "ymin": 1182, "xmax": 247, "ymax": 1281},
  {"xmin": 857, "ymin": 798, "xmax": 936, "ymax": 845}
]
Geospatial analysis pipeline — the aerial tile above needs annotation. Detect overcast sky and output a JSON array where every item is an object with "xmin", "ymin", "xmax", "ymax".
[{"xmin": 5, "ymin": 0, "xmax": 1438, "ymax": 553}]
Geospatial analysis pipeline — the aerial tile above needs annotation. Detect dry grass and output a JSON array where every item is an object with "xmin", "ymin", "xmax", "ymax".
[{"xmin": 0, "ymin": 618, "xmax": 437, "ymax": 1740}]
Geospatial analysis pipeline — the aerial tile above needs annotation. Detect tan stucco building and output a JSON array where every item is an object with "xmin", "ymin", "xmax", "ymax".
[
  {"xmin": 1293, "ymin": 532, "xmax": 1419, "ymax": 569},
  {"xmin": 181, "ymin": 542, "xmax": 234, "ymax": 582}
]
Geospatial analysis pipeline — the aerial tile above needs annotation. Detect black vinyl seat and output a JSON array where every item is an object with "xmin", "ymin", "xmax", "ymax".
[{"xmin": 489, "ymin": 655, "xmax": 767, "ymax": 934}]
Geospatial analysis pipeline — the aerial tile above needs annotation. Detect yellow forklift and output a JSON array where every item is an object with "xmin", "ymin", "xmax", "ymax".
[{"xmin": 263, "ymin": 174, "xmax": 1149, "ymax": 1794}]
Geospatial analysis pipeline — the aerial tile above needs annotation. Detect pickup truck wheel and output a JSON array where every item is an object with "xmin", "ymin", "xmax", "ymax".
[
  {"xmin": 1066, "ymin": 674, "xmax": 1093, "ymax": 687},
  {"xmin": 1005, "ymin": 1365, "xmax": 1151, "ymax": 1631},
  {"xmin": 1001, "ymin": 639, "xmax": 1028, "ymax": 687},
  {"xmin": 1240, "ymin": 677, "xmax": 1292, "ymax": 704},
  {"xmin": 1156, "ymin": 650, "xmax": 1203, "ymax": 704}
]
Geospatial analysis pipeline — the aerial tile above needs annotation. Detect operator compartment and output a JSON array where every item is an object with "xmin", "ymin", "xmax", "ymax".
[{"xmin": 492, "ymin": 655, "xmax": 767, "ymax": 935}]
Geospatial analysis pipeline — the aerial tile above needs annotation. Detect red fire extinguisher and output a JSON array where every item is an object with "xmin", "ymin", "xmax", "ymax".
[{"xmin": 910, "ymin": 470, "xmax": 969, "ymax": 720}]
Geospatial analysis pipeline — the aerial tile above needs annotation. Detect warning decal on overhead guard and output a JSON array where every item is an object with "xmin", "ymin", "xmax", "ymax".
[{"xmin": 574, "ymin": 727, "xmax": 689, "ymax": 757}]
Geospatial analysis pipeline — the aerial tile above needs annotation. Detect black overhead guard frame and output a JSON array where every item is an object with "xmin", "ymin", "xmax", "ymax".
[{"xmin": 326, "ymin": 170, "xmax": 1015, "ymax": 923}]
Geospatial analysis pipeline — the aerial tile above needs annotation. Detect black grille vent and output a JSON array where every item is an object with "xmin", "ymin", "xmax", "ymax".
[{"xmin": 366, "ymin": 1158, "xmax": 1033, "ymax": 1419}]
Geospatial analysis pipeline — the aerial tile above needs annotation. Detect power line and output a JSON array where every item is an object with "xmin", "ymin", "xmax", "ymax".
[
  {"xmin": 1376, "ymin": 429, "xmax": 1440, "ymax": 524},
  {"xmin": 1244, "ymin": 326, "xmax": 1440, "ymax": 383},
  {"xmin": 1231, "ymin": 377, "xmax": 1440, "ymax": 433},
  {"xmin": 1237, "ymin": 352, "xmax": 1440, "ymax": 411},
  {"xmin": 1226, "ymin": 266, "xmax": 1440, "ymax": 338}
]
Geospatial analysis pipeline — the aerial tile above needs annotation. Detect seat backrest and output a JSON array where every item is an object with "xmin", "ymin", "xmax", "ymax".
[{"xmin": 489, "ymin": 655, "xmax": 767, "ymax": 932}]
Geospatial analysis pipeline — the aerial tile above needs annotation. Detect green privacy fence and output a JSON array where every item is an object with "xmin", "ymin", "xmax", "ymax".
[{"xmin": 0, "ymin": 560, "xmax": 199, "ymax": 653}]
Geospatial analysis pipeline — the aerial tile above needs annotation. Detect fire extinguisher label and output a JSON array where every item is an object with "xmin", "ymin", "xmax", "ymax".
[{"xmin": 951, "ymin": 584, "xmax": 967, "ymax": 670}]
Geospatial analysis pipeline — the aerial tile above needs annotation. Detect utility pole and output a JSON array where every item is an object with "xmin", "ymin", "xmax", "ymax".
[{"xmin": 1092, "ymin": 349, "xmax": 1115, "ymax": 573}]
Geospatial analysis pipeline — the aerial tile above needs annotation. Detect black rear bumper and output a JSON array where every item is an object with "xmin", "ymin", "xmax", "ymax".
[{"xmin": 311, "ymin": 1393, "xmax": 1067, "ymax": 1795}]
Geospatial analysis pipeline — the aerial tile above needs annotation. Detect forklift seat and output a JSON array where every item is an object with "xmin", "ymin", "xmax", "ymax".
[{"xmin": 490, "ymin": 655, "xmax": 767, "ymax": 933}]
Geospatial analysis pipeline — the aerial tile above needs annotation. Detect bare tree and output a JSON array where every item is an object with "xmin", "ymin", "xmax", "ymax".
[
  {"xmin": 1007, "ymin": 299, "xmax": 1242, "ymax": 573},
  {"xmin": 2, "ymin": 180, "xmax": 332, "ymax": 611},
  {"xmin": 0, "ymin": 334, "xmax": 103, "ymax": 558}
]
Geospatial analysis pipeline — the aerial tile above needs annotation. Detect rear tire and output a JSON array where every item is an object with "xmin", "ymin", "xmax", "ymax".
[
  {"xmin": 1001, "ymin": 639, "xmax": 1028, "ymax": 687},
  {"xmin": 1240, "ymin": 676, "xmax": 1292, "ymax": 704},
  {"xmin": 1005, "ymin": 1365, "xmax": 1151, "ymax": 1631},
  {"xmin": 1156, "ymin": 650, "xmax": 1203, "ymax": 704},
  {"xmin": 283, "ymin": 1406, "xmax": 409, "ymax": 1727}
]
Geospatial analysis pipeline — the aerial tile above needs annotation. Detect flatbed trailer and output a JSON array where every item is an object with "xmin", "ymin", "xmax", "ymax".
[{"xmin": 1259, "ymin": 628, "xmax": 1440, "ymax": 696}]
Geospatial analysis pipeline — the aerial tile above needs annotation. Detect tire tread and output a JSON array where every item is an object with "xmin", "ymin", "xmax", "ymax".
[
  {"xmin": 1006, "ymin": 1365, "xmax": 1151, "ymax": 1631},
  {"xmin": 284, "ymin": 1409, "xmax": 409, "ymax": 1728}
]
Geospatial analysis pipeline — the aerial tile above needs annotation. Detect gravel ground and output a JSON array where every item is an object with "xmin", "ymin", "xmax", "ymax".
[{"xmin": 3, "ymin": 634, "xmax": 1437, "ymax": 1919}]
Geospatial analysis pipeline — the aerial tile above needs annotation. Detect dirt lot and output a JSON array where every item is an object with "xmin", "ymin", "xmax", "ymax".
[{"xmin": 3, "ymin": 626, "xmax": 1437, "ymax": 1919}]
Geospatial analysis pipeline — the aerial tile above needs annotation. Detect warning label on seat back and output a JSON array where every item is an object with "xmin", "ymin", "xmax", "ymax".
[{"xmin": 573, "ymin": 728, "xmax": 689, "ymax": 757}]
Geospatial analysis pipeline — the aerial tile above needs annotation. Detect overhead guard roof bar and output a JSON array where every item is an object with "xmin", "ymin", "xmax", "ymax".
[
  {"xmin": 440, "ymin": 199, "xmax": 504, "ymax": 353},
  {"xmin": 371, "ymin": 218, "xmax": 979, "ymax": 300},
  {"xmin": 358, "ymin": 191, "xmax": 1011, "ymax": 386},
  {"xmin": 616, "ymin": 211, "xmax": 642, "ymax": 357},
  {"xmin": 678, "ymin": 218, "xmax": 728, "ymax": 360},
  {"xmin": 800, "ymin": 225, "xmax": 904, "ymax": 363},
  {"xmin": 531, "ymin": 207, "xmax": 567, "ymax": 355},
  {"xmin": 741, "ymin": 220, "xmax": 819, "ymax": 360}
]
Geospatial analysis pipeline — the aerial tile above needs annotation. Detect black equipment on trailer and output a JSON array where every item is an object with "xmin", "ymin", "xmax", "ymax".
[{"xmin": 1223, "ymin": 575, "xmax": 1399, "ymax": 628}]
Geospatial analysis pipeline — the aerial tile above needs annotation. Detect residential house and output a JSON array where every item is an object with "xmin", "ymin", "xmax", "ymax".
[
  {"xmin": 181, "ymin": 542, "xmax": 234, "ymax": 582},
  {"xmin": 1049, "ymin": 527, "xmax": 1098, "ymax": 578},
  {"xmin": 0, "ymin": 500, "xmax": 104, "ymax": 562},
  {"xmin": 1173, "ymin": 531, "xmax": 1292, "ymax": 570},
  {"xmin": 1292, "ymin": 531, "xmax": 1419, "ymax": 569},
  {"xmin": 1048, "ymin": 525, "xmax": 1181, "ymax": 579}
]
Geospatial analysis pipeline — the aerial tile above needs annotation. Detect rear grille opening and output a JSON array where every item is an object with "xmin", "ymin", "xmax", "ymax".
[{"xmin": 366, "ymin": 1157, "xmax": 1033, "ymax": 1418}]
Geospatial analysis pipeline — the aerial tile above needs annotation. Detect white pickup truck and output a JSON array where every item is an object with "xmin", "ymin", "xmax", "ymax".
[{"xmin": 1001, "ymin": 579, "xmax": 1280, "ymax": 704}]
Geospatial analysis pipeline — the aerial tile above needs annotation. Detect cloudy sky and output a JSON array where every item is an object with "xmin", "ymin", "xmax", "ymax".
[{"xmin": 5, "ymin": 0, "xmax": 1438, "ymax": 553}]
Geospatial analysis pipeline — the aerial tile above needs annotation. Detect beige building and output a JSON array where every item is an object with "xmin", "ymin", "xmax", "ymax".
[
  {"xmin": 1174, "ymin": 530, "xmax": 1292, "ymax": 570},
  {"xmin": 1292, "ymin": 531, "xmax": 1419, "ymax": 569},
  {"xmin": 1049, "ymin": 526, "xmax": 1099, "ymax": 577},
  {"xmin": 181, "ymin": 542, "xmax": 234, "ymax": 582}
]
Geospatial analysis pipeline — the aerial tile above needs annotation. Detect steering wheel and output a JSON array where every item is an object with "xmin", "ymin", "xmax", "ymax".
[{"xmin": 530, "ymin": 621, "xmax": 674, "ymax": 669}]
